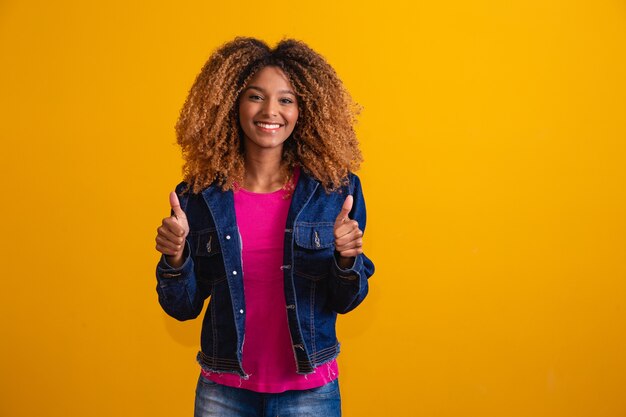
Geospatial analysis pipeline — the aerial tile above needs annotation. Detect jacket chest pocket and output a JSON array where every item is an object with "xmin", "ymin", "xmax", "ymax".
[
  {"xmin": 189, "ymin": 228, "xmax": 227, "ymax": 283},
  {"xmin": 294, "ymin": 223, "xmax": 335, "ymax": 280}
]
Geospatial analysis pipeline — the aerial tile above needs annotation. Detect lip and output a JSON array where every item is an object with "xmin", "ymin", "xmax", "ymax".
[
  {"xmin": 254, "ymin": 120, "xmax": 284, "ymax": 126},
  {"xmin": 254, "ymin": 121, "xmax": 284, "ymax": 132}
]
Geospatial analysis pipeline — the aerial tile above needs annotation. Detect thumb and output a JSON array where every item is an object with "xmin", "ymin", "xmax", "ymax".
[
  {"xmin": 335, "ymin": 195, "xmax": 353, "ymax": 226},
  {"xmin": 169, "ymin": 191, "xmax": 186, "ymax": 220}
]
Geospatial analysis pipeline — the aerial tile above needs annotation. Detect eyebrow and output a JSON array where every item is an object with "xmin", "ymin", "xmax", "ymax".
[{"xmin": 243, "ymin": 85, "xmax": 296, "ymax": 96}]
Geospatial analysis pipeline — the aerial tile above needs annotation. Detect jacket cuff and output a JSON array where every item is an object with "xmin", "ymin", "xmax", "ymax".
[
  {"xmin": 332, "ymin": 252, "xmax": 363, "ymax": 281},
  {"xmin": 156, "ymin": 240, "xmax": 192, "ymax": 280}
]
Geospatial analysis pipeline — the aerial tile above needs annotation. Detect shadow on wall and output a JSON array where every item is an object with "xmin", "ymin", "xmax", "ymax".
[
  {"xmin": 161, "ymin": 303, "xmax": 208, "ymax": 347},
  {"xmin": 336, "ymin": 278, "xmax": 380, "ymax": 342}
]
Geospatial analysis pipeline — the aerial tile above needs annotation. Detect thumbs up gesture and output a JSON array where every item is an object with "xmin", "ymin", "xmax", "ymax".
[
  {"xmin": 155, "ymin": 191, "xmax": 190, "ymax": 268},
  {"xmin": 334, "ymin": 195, "xmax": 364, "ymax": 267}
]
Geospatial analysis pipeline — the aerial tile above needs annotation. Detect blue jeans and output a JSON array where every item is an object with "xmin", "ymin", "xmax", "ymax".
[{"xmin": 194, "ymin": 373, "xmax": 342, "ymax": 417}]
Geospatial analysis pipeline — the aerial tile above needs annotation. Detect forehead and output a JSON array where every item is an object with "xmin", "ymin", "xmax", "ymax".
[{"xmin": 245, "ymin": 66, "xmax": 295, "ymax": 91}]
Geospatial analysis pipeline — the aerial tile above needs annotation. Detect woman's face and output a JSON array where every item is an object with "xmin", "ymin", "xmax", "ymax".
[{"xmin": 239, "ymin": 66, "xmax": 299, "ymax": 154}]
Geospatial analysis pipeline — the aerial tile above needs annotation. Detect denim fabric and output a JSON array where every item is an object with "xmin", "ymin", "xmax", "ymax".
[
  {"xmin": 194, "ymin": 373, "xmax": 341, "ymax": 417},
  {"xmin": 156, "ymin": 171, "xmax": 375, "ymax": 377}
]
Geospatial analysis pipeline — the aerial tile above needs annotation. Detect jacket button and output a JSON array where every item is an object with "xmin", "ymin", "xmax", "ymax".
[
  {"xmin": 239, "ymin": 309, "xmax": 244, "ymax": 314},
  {"xmin": 226, "ymin": 235, "xmax": 231, "ymax": 240},
  {"xmin": 232, "ymin": 271, "xmax": 237, "ymax": 275}
]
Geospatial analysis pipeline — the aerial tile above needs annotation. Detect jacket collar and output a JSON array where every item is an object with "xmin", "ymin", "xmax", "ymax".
[
  {"xmin": 200, "ymin": 169, "xmax": 321, "ymax": 229},
  {"xmin": 287, "ymin": 169, "xmax": 319, "ymax": 227}
]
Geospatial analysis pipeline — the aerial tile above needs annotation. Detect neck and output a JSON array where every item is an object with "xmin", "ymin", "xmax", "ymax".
[{"xmin": 243, "ymin": 149, "xmax": 287, "ymax": 193}]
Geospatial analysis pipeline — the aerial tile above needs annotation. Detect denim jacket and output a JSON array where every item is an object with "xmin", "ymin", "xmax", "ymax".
[{"xmin": 155, "ymin": 170, "xmax": 375, "ymax": 377}]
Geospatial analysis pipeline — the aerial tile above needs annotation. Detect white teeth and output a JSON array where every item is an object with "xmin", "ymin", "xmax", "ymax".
[{"xmin": 255, "ymin": 122, "xmax": 281, "ymax": 129}]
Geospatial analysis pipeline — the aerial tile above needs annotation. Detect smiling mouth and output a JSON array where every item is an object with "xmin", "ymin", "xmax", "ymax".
[{"xmin": 254, "ymin": 121, "xmax": 283, "ymax": 129}]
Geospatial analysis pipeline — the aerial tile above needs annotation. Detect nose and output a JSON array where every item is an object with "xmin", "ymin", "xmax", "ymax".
[{"xmin": 261, "ymin": 98, "xmax": 279, "ymax": 118}]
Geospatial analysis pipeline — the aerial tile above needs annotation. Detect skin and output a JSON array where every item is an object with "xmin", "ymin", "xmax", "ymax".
[
  {"xmin": 238, "ymin": 66, "xmax": 299, "ymax": 193},
  {"xmin": 155, "ymin": 65, "xmax": 363, "ymax": 269}
]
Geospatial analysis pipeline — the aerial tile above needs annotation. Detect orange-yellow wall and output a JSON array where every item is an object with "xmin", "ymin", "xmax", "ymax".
[{"xmin": 1, "ymin": 1, "xmax": 625, "ymax": 416}]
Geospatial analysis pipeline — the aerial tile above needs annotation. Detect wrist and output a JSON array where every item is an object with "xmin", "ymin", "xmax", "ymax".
[
  {"xmin": 335, "ymin": 252, "xmax": 355, "ymax": 269},
  {"xmin": 165, "ymin": 254, "xmax": 184, "ymax": 269}
]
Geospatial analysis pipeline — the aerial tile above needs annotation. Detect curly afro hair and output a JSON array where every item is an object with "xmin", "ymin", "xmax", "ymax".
[{"xmin": 175, "ymin": 37, "xmax": 364, "ymax": 194}]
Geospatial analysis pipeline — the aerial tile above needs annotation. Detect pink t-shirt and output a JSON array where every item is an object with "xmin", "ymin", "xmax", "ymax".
[{"xmin": 202, "ymin": 167, "xmax": 338, "ymax": 392}]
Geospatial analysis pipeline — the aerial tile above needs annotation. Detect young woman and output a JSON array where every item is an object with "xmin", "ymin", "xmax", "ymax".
[{"xmin": 154, "ymin": 37, "xmax": 375, "ymax": 417}]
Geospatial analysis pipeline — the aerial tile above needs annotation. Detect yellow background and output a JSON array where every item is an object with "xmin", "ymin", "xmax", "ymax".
[{"xmin": 1, "ymin": 1, "xmax": 625, "ymax": 416}]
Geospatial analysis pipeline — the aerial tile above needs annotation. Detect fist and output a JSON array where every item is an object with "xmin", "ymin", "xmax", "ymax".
[
  {"xmin": 155, "ymin": 191, "xmax": 190, "ymax": 267},
  {"xmin": 334, "ymin": 195, "xmax": 364, "ymax": 262}
]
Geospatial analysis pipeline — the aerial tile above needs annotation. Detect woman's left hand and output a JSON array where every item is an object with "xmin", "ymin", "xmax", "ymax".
[{"xmin": 333, "ymin": 195, "xmax": 364, "ymax": 266}]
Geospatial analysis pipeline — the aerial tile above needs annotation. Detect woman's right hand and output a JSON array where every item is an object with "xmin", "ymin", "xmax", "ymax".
[{"xmin": 155, "ymin": 191, "xmax": 190, "ymax": 269}]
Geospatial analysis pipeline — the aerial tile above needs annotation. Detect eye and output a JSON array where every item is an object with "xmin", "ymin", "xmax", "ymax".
[
  {"xmin": 280, "ymin": 98, "xmax": 294, "ymax": 104},
  {"xmin": 248, "ymin": 94, "xmax": 263, "ymax": 101}
]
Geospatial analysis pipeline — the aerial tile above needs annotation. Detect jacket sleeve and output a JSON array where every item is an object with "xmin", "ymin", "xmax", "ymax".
[
  {"xmin": 327, "ymin": 174, "xmax": 375, "ymax": 314},
  {"xmin": 155, "ymin": 182, "xmax": 211, "ymax": 321}
]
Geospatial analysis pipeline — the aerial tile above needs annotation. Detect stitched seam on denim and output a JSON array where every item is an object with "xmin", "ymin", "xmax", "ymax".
[
  {"xmin": 315, "ymin": 350, "xmax": 336, "ymax": 362},
  {"xmin": 198, "ymin": 351, "xmax": 240, "ymax": 364},
  {"xmin": 310, "ymin": 281, "xmax": 316, "ymax": 356},
  {"xmin": 298, "ymin": 347, "xmax": 337, "ymax": 365},
  {"xmin": 295, "ymin": 223, "xmax": 334, "ymax": 249},
  {"xmin": 188, "ymin": 227, "xmax": 218, "ymax": 235},
  {"xmin": 317, "ymin": 350, "xmax": 337, "ymax": 363},
  {"xmin": 314, "ymin": 344, "xmax": 339, "ymax": 355},
  {"xmin": 211, "ymin": 283, "xmax": 217, "ymax": 364},
  {"xmin": 294, "ymin": 270, "xmax": 327, "ymax": 280},
  {"xmin": 293, "ymin": 343, "xmax": 337, "ymax": 364},
  {"xmin": 198, "ymin": 352, "xmax": 241, "ymax": 366},
  {"xmin": 290, "ymin": 179, "xmax": 320, "ymax": 374},
  {"xmin": 208, "ymin": 358, "xmax": 239, "ymax": 362},
  {"xmin": 190, "ymin": 230, "xmax": 221, "ymax": 258},
  {"xmin": 314, "ymin": 344, "xmax": 336, "ymax": 352},
  {"xmin": 304, "ymin": 344, "xmax": 340, "ymax": 364},
  {"xmin": 198, "ymin": 364, "xmax": 241, "ymax": 374},
  {"xmin": 311, "ymin": 349, "xmax": 337, "ymax": 362}
]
